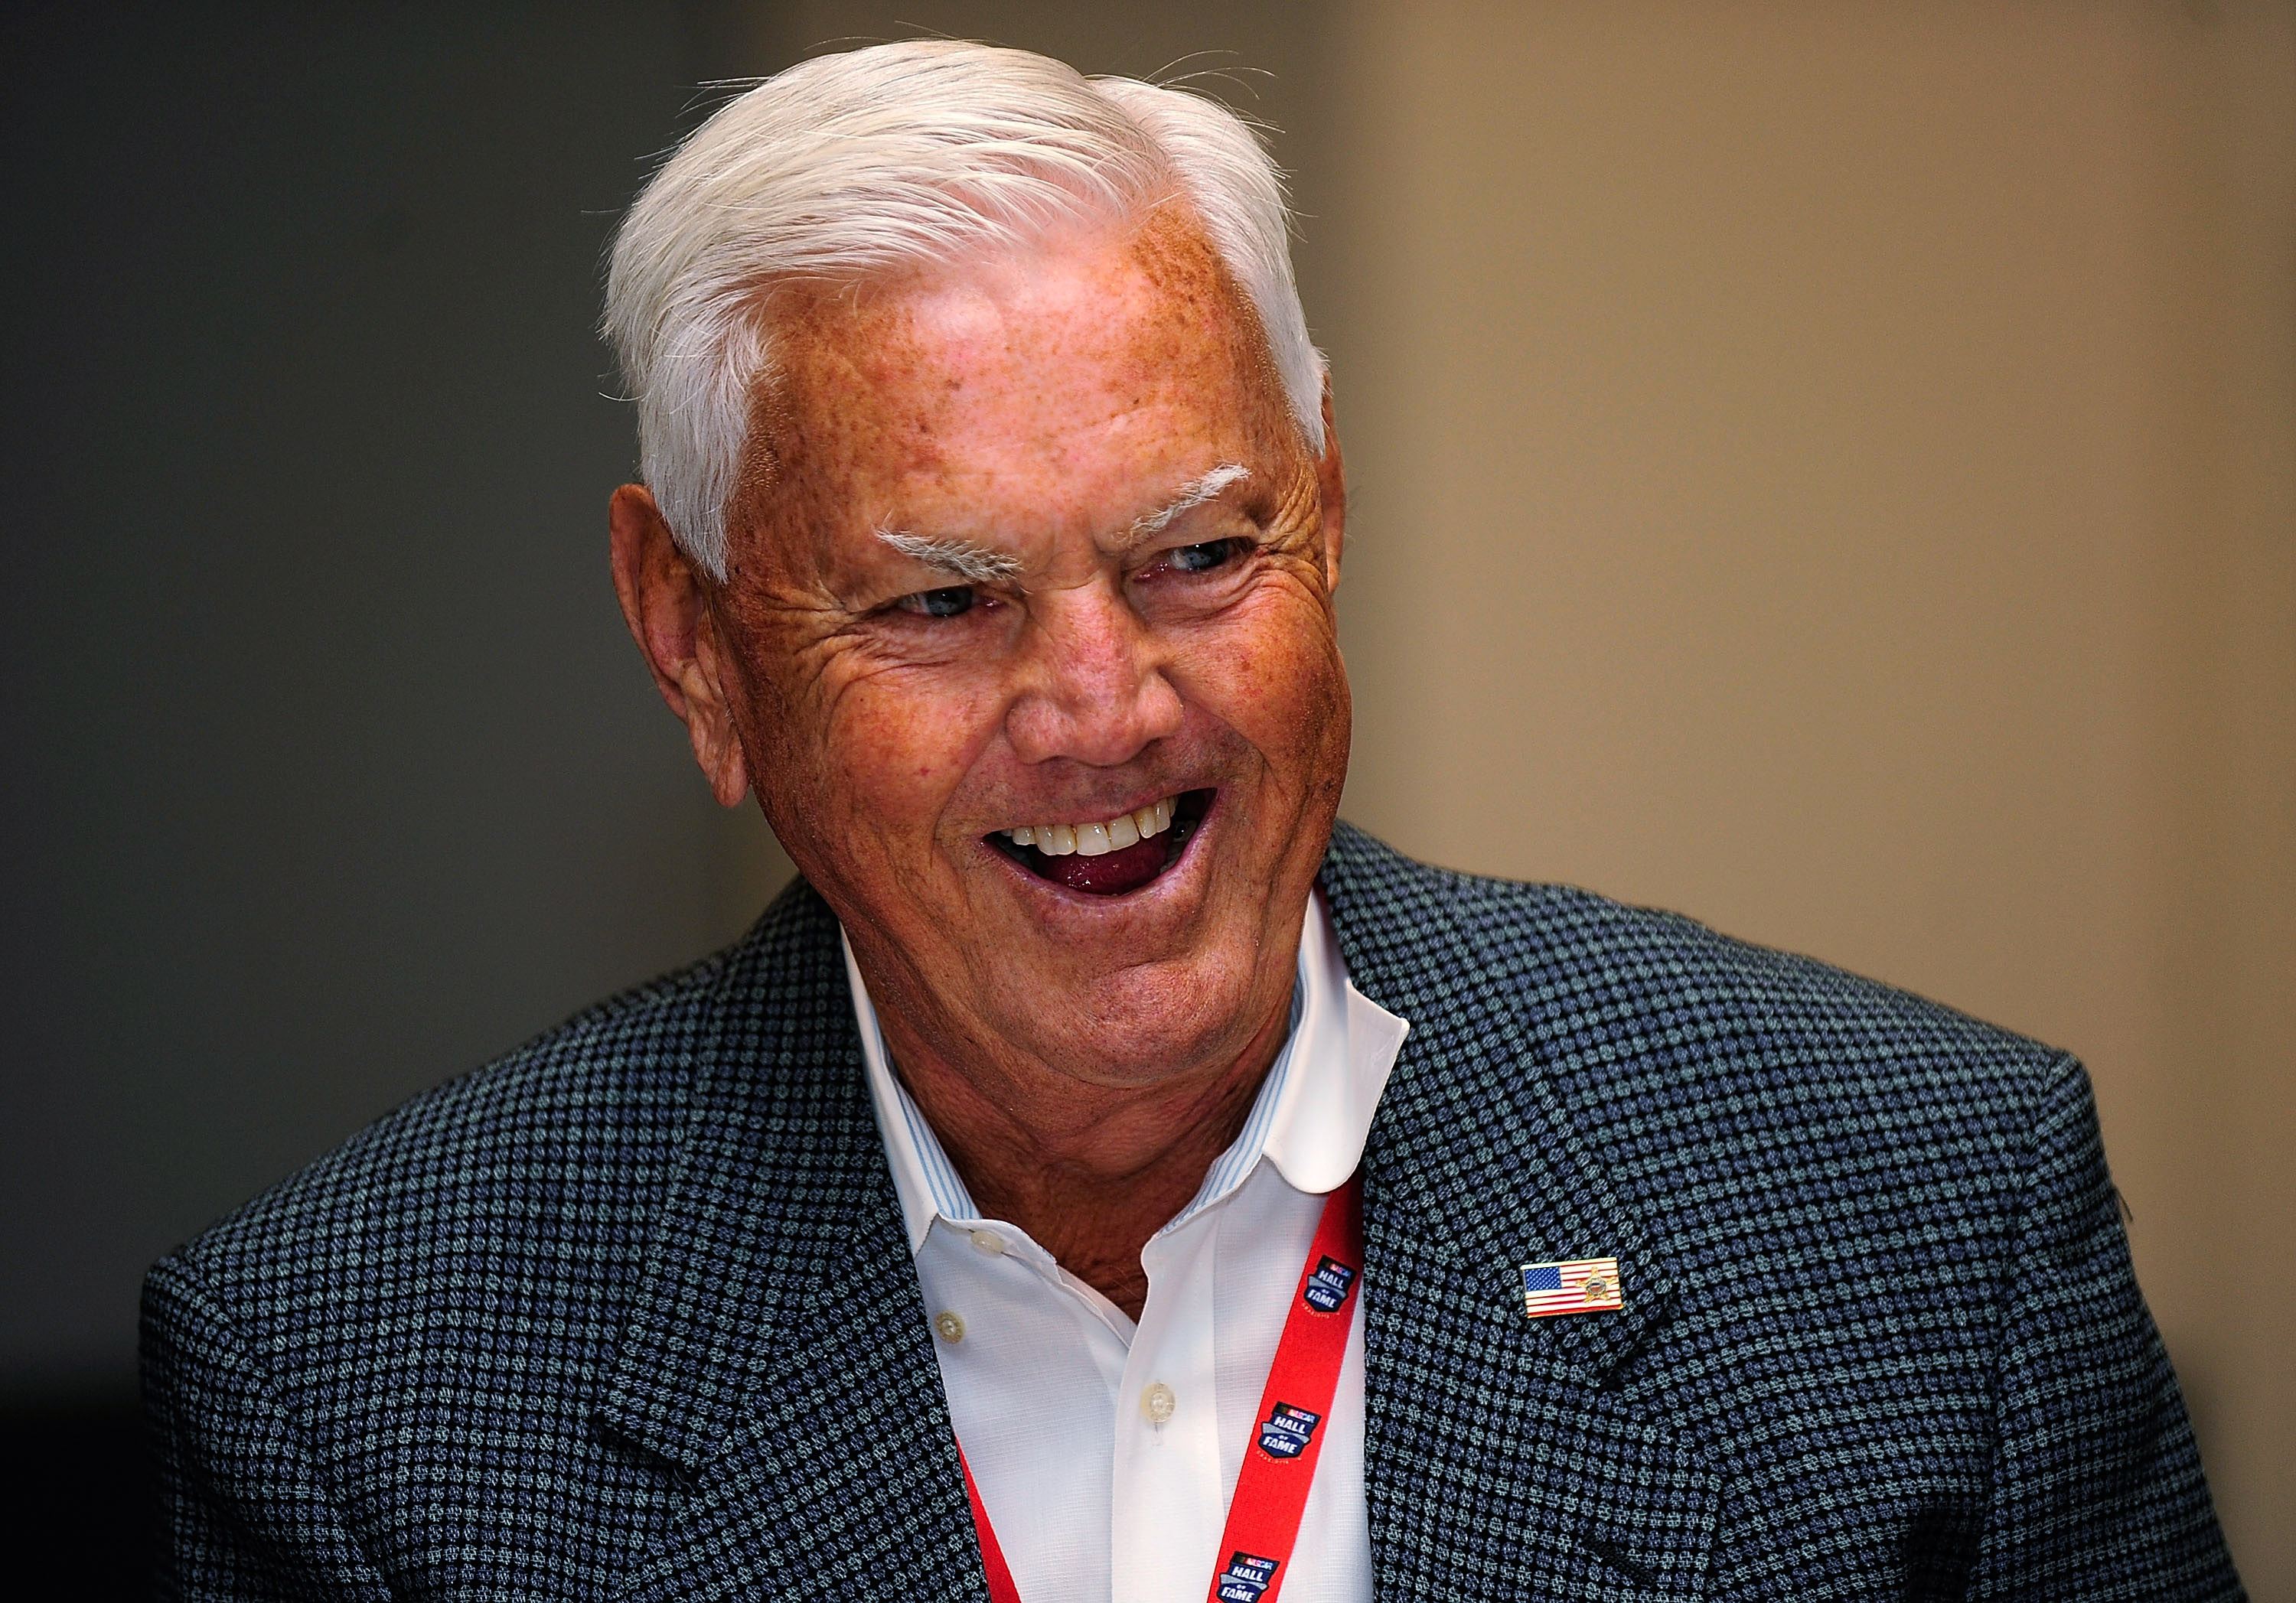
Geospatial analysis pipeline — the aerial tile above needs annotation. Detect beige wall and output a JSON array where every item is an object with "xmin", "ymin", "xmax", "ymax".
[
  {"xmin": 706, "ymin": 1, "xmax": 2294, "ymax": 1588},
  {"xmin": 1325, "ymin": 1, "xmax": 2294, "ymax": 1588}
]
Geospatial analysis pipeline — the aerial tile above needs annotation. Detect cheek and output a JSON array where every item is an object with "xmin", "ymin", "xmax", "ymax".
[
  {"xmin": 817, "ymin": 666, "xmax": 1009, "ymax": 835},
  {"xmin": 1178, "ymin": 589, "xmax": 1349, "ymax": 782}
]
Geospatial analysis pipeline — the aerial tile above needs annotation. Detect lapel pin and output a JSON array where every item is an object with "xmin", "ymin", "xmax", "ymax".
[{"xmin": 1521, "ymin": 1257, "xmax": 1624, "ymax": 1318}]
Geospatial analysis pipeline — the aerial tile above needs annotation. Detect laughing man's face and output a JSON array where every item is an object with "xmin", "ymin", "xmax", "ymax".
[{"xmin": 712, "ymin": 210, "xmax": 1349, "ymax": 1090}]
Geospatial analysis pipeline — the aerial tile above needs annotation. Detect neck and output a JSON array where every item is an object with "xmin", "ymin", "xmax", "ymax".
[{"xmin": 876, "ymin": 992, "xmax": 1294, "ymax": 1322}]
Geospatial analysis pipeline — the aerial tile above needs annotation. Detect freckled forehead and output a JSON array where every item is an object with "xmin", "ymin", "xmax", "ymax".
[{"xmin": 763, "ymin": 213, "xmax": 1291, "ymax": 507}]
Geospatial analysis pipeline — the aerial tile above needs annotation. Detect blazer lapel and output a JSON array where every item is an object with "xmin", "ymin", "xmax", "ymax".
[
  {"xmin": 1320, "ymin": 826, "xmax": 1720, "ymax": 1598},
  {"xmin": 597, "ymin": 884, "xmax": 987, "ymax": 1601}
]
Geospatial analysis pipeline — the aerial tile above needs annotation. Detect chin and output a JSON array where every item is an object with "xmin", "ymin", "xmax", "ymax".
[{"xmin": 996, "ymin": 926, "xmax": 1285, "ymax": 1087}]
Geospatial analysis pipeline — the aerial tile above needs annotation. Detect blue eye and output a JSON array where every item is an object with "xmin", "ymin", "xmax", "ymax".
[
  {"xmin": 897, "ymin": 586, "xmax": 976, "ymax": 617},
  {"xmin": 1169, "ymin": 539, "xmax": 1243, "ymax": 573}
]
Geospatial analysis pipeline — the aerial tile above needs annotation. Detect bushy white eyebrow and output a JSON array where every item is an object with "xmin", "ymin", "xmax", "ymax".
[
  {"xmin": 876, "ymin": 530, "xmax": 1025, "ymax": 584},
  {"xmin": 873, "ymin": 463, "xmax": 1251, "ymax": 585},
  {"xmin": 1129, "ymin": 464, "xmax": 1250, "ymax": 539}
]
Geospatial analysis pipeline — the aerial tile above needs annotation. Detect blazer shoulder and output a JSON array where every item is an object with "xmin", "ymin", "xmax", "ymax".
[
  {"xmin": 1479, "ymin": 870, "xmax": 2063, "ymax": 1099},
  {"xmin": 160, "ymin": 946, "xmax": 718, "ymax": 1298},
  {"xmin": 1329, "ymin": 821, "xmax": 2065, "ymax": 1084},
  {"xmin": 154, "ymin": 876, "xmax": 850, "ymax": 1331},
  {"xmin": 1323, "ymin": 821, "xmax": 2076, "ymax": 1210}
]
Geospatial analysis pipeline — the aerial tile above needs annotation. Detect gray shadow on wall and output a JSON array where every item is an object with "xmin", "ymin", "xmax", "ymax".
[{"xmin": 0, "ymin": 2, "xmax": 791, "ymax": 1406}]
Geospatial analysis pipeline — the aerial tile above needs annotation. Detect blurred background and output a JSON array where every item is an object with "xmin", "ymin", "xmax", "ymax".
[{"xmin": 2, "ymin": 0, "xmax": 2287, "ymax": 1593}]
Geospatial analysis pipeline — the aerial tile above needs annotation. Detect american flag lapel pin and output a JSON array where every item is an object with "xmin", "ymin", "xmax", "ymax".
[{"xmin": 1521, "ymin": 1257, "xmax": 1625, "ymax": 1318}]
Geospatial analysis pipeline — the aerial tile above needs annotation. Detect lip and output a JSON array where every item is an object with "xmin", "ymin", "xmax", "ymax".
[{"xmin": 978, "ymin": 787, "xmax": 1219, "ymax": 907}]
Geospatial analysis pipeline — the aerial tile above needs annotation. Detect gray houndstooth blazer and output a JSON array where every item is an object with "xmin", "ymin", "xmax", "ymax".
[{"xmin": 143, "ymin": 824, "xmax": 2242, "ymax": 1600}]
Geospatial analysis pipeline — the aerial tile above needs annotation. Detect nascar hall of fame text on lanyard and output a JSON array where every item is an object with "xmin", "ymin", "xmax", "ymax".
[{"xmin": 958, "ymin": 1173, "xmax": 1366, "ymax": 1603}]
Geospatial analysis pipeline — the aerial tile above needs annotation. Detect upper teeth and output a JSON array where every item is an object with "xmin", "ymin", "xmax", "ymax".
[{"xmin": 1009, "ymin": 797, "xmax": 1176, "ymax": 858}]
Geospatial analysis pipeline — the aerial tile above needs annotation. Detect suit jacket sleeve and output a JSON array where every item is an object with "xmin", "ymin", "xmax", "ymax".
[
  {"xmin": 1968, "ymin": 1054, "xmax": 2242, "ymax": 1600},
  {"xmin": 142, "ymin": 1253, "xmax": 395, "ymax": 1602}
]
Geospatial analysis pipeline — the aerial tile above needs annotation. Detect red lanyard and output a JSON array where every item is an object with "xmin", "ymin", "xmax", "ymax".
[{"xmin": 959, "ymin": 1173, "xmax": 1365, "ymax": 1603}]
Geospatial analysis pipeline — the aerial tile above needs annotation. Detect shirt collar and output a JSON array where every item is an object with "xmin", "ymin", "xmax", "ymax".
[{"xmin": 844, "ymin": 887, "xmax": 1411, "ymax": 1255}]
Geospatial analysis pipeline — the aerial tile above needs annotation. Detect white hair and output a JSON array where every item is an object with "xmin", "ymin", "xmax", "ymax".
[{"xmin": 602, "ymin": 40, "xmax": 1324, "ymax": 579}]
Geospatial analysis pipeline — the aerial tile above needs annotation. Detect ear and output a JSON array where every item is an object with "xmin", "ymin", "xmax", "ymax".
[
  {"xmin": 607, "ymin": 484, "xmax": 751, "ymax": 807},
  {"xmin": 1314, "ymin": 380, "xmax": 1345, "ymax": 594}
]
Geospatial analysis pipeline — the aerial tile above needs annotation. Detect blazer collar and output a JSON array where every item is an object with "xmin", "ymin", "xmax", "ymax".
[
  {"xmin": 595, "ymin": 881, "xmax": 926, "ymax": 1468},
  {"xmin": 1318, "ymin": 822, "xmax": 1677, "ymax": 1387},
  {"xmin": 597, "ymin": 881, "xmax": 987, "ymax": 1598}
]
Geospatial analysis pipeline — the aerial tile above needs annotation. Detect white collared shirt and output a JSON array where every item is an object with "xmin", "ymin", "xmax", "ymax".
[{"xmin": 844, "ymin": 890, "xmax": 1409, "ymax": 1603}]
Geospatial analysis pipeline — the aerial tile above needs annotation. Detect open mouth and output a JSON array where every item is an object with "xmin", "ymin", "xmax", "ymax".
[{"xmin": 987, "ymin": 789, "xmax": 1213, "ymax": 897}]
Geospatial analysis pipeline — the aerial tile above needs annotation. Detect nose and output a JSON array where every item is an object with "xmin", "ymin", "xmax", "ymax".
[{"xmin": 1005, "ymin": 580, "xmax": 1182, "ymax": 767}]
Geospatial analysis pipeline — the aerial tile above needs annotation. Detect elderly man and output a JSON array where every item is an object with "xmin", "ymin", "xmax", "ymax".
[{"xmin": 144, "ymin": 40, "xmax": 2239, "ymax": 1603}]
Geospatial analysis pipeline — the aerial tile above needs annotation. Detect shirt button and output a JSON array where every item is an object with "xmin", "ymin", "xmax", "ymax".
[
  {"xmin": 969, "ymin": 1230, "xmax": 1006, "ymax": 1256},
  {"xmin": 934, "ymin": 1311, "xmax": 966, "ymax": 1344},
  {"xmin": 1140, "ymin": 1382, "xmax": 1177, "ymax": 1425}
]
